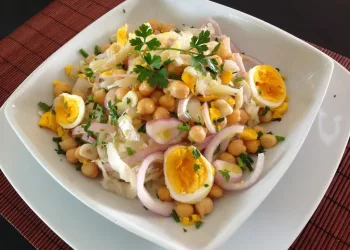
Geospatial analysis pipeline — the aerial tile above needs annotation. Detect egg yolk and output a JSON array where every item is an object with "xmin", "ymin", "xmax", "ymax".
[
  {"xmin": 165, "ymin": 147, "xmax": 208, "ymax": 194},
  {"xmin": 55, "ymin": 96, "xmax": 79, "ymax": 126},
  {"xmin": 38, "ymin": 111, "xmax": 60, "ymax": 133},
  {"xmin": 117, "ymin": 24, "xmax": 128, "ymax": 46},
  {"xmin": 209, "ymin": 108, "xmax": 221, "ymax": 121},
  {"xmin": 222, "ymin": 162, "xmax": 242, "ymax": 175},
  {"xmin": 181, "ymin": 72, "xmax": 196, "ymax": 93},
  {"xmin": 253, "ymin": 65, "xmax": 286, "ymax": 103}
]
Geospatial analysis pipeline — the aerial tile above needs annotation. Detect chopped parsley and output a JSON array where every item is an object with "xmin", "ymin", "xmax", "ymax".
[
  {"xmin": 94, "ymin": 45, "xmax": 100, "ymax": 55},
  {"xmin": 116, "ymin": 63, "xmax": 124, "ymax": 69},
  {"xmin": 276, "ymin": 67, "xmax": 280, "ymax": 72},
  {"xmin": 123, "ymin": 9, "xmax": 126, "ymax": 13},
  {"xmin": 238, "ymin": 153, "xmax": 254, "ymax": 172},
  {"xmin": 194, "ymin": 164, "xmax": 201, "ymax": 172},
  {"xmin": 257, "ymin": 146, "xmax": 265, "ymax": 153},
  {"xmin": 233, "ymin": 77, "xmax": 244, "ymax": 83},
  {"xmin": 192, "ymin": 148, "xmax": 201, "ymax": 159},
  {"xmin": 259, "ymin": 106, "xmax": 270, "ymax": 116},
  {"xmin": 86, "ymin": 94, "xmax": 94, "ymax": 104},
  {"xmin": 143, "ymin": 206, "xmax": 148, "ymax": 210},
  {"xmin": 172, "ymin": 210, "xmax": 180, "ymax": 223},
  {"xmin": 213, "ymin": 145, "xmax": 220, "ymax": 155},
  {"xmin": 257, "ymin": 131, "xmax": 263, "ymax": 139},
  {"xmin": 63, "ymin": 101, "xmax": 68, "ymax": 110},
  {"xmin": 275, "ymin": 135, "xmax": 286, "ymax": 142},
  {"xmin": 163, "ymin": 58, "xmax": 173, "ymax": 65},
  {"xmin": 183, "ymin": 228, "xmax": 187, "ymax": 232},
  {"xmin": 170, "ymin": 112, "xmax": 178, "ymax": 118},
  {"xmin": 137, "ymin": 123, "xmax": 146, "ymax": 133},
  {"xmin": 195, "ymin": 221, "xmax": 203, "ymax": 229},
  {"xmin": 126, "ymin": 147, "xmax": 134, "ymax": 156},
  {"xmin": 204, "ymin": 184, "xmax": 209, "ymax": 188},
  {"xmin": 85, "ymin": 67, "xmax": 95, "ymax": 78},
  {"xmin": 126, "ymin": 97, "xmax": 131, "ymax": 104},
  {"xmin": 215, "ymin": 117, "xmax": 225, "ymax": 123},
  {"xmin": 108, "ymin": 100, "xmax": 119, "ymax": 125},
  {"xmin": 267, "ymin": 131, "xmax": 273, "ymax": 135},
  {"xmin": 52, "ymin": 137, "xmax": 65, "ymax": 155},
  {"xmin": 177, "ymin": 122, "xmax": 190, "ymax": 132},
  {"xmin": 79, "ymin": 48, "xmax": 89, "ymax": 58},
  {"xmin": 219, "ymin": 169, "xmax": 230, "ymax": 182},
  {"xmin": 272, "ymin": 118, "xmax": 282, "ymax": 122},
  {"xmin": 75, "ymin": 163, "xmax": 82, "ymax": 171},
  {"xmin": 38, "ymin": 102, "xmax": 52, "ymax": 112}
]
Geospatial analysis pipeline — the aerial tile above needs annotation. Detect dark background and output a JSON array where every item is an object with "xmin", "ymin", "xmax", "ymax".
[{"xmin": 1, "ymin": 0, "xmax": 349, "ymax": 249}]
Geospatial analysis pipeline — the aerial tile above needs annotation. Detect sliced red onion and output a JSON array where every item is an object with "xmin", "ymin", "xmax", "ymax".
[
  {"xmin": 137, "ymin": 152, "xmax": 173, "ymax": 216},
  {"xmin": 72, "ymin": 125, "xmax": 84, "ymax": 136},
  {"xmin": 243, "ymin": 54, "xmax": 262, "ymax": 69},
  {"xmin": 219, "ymin": 137, "xmax": 230, "ymax": 154},
  {"xmin": 234, "ymin": 53, "xmax": 246, "ymax": 77},
  {"xmin": 104, "ymin": 87, "xmax": 117, "ymax": 109},
  {"xmin": 200, "ymin": 17, "xmax": 222, "ymax": 36},
  {"xmin": 217, "ymin": 153, "xmax": 265, "ymax": 190},
  {"xmin": 146, "ymin": 118, "xmax": 183, "ymax": 144},
  {"xmin": 122, "ymin": 143, "xmax": 171, "ymax": 165},
  {"xmin": 213, "ymin": 160, "xmax": 242, "ymax": 183},
  {"xmin": 202, "ymin": 102, "xmax": 217, "ymax": 134},
  {"xmin": 177, "ymin": 95, "xmax": 192, "ymax": 122},
  {"xmin": 81, "ymin": 133, "xmax": 95, "ymax": 144},
  {"xmin": 204, "ymin": 125, "xmax": 244, "ymax": 163},
  {"xmin": 195, "ymin": 134, "xmax": 215, "ymax": 151}
]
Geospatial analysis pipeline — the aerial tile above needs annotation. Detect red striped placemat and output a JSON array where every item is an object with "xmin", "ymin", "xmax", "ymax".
[{"xmin": 0, "ymin": 0, "xmax": 349, "ymax": 249}]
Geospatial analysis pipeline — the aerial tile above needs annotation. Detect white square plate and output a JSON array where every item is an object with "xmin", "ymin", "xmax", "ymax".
[{"xmin": 4, "ymin": 0, "xmax": 334, "ymax": 249}]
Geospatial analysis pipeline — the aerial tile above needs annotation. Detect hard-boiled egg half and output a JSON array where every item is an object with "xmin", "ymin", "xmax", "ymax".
[
  {"xmin": 164, "ymin": 145, "xmax": 215, "ymax": 204},
  {"xmin": 54, "ymin": 93, "xmax": 85, "ymax": 129},
  {"xmin": 248, "ymin": 65, "xmax": 286, "ymax": 108}
]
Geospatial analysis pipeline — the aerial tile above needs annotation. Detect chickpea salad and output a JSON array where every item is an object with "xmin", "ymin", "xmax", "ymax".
[{"xmin": 37, "ymin": 18, "xmax": 288, "ymax": 230}]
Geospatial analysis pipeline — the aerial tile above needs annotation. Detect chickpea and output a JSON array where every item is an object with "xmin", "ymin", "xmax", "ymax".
[
  {"xmin": 239, "ymin": 109, "xmax": 250, "ymax": 125},
  {"xmin": 153, "ymin": 106, "xmax": 170, "ymax": 120},
  {"xmin": 259, "ymin": 110, "xmax": 272, "ymax": 123},
  {"xmin": 228, "ymin": 139, "xmax": 246, "ymax": 157},
  {"xmin": 188, "ymin": 126, "xmax": 207, "ymax": 143},
  {"xmin": 174, "ymin": 203, "xmax": 194, "ymax": 218},
  {"xmin": 115, "ymin": 87, "xmax": 129, "ymax": 100},
  {"xmin": 167, "ymin": 62, "xmax": 186, "ymax": 78},
  {"xmin": 153, "ymin": 30, "xmax": 160, "ymax": 34},
  {"xmin": 253, "ymin": 125, "xmax": 265, "ymax": 133},
  {"xmin": 54, "ymin": 82, "xmax": 72, "ymax": 97},
  {"xmin": 74, "ymin": 146, "xmax": 88, "ymax": 163},
  {"xmin": 244, "ymin": 140, "xmax": 261, "ymax": 154},
  {"xmin": 150, "ymin": 90, "xmax": 163, "ymax": 105},
  {"xmin": 260, "ymin": 134, "xmax": 277, "ymax": 149},
  {"xmin": 85, "ymin": 54, "xmax": 95, "ymax": 63},
  {"xmin": 162, "ymin": 23, "xmax": 176, "ymax": 32},
  {"xmin": 208, "ymin": 184, "xmax": 224, "ymax": 199},
  {"xmin": 159, "ymin": 95, "xmax": 176, "ymax": 111},
  {"xmin": 169, "ymin": 81, "xmax": 190, "ymax": 99},
  {"xmin": 135, "ymin": 91, "xmax": 144, "ymax": 102},
  {"xmin": 100, "ymin": 43, "xmax": 110, "ymax": 53},
  {"xmin": 138, "ymin": 81, "xmax": 156, "ymax": 96},
  {"xmin": 137, "ymin": 98, "xmax": 156, "ymax": 115},
  {"xmin": 195, "ymin": 197, "xmax": 214, "ymax": 217},
  {"xmin": 157, "ymin": 186, "xmax": 173, "ymax": 202},
  {"xmin": 59, "ymin": 137, "xmax": 78, "ymax": 152},
  {"xmin": 93, "ymin": 89, "xmax": 106, "ymax": 106},
  {"xmin": 226, "ymin": 109, "xmax": 241, "ymax": 125},
  {"xmin": 218, "ymin": 152, "xmax": 236, "ymax": 163},
  {"xmin": 81, "ymin": 162, "xmax": 99, "ymax": 178},
  {"xmin": 66, "ymin": 148, "xmax": 79, "ymax": 164}
]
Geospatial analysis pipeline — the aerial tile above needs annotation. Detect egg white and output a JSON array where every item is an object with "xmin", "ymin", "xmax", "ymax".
[
  {"xmin": 164, "ymin": 145, "xmax": 215, "ymax": 204},
  {"xmin": 247, "ymin": 66, "xmax": 285, "ymax": 108},
  {"xmin": 54, "ymin": 93, "xmax": 85, "ymax": 129}
]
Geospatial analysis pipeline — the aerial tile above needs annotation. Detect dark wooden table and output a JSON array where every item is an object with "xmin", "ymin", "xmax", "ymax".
[{"xmin": 1, "ymin": 0, "xmax": 349, "ymax": 249}]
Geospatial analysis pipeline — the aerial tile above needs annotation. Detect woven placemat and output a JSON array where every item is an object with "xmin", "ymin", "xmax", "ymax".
[{"xmin": 0, "ymin": 0, "xmax": 349, "ymax": 249}]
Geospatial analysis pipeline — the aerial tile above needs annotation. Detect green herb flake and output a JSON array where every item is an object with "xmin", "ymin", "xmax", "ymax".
[
  {"xmin": 213, "ymin": 145, "xmax": 220, "ymax": 155},
  {"xmin": 233, "ymin": 77, "xmax": 244, "ymax": 83},
  {"xmin": 272, "ymin": 118, "xmax": 282, "ymax": 122},
  {"xmin": 137, "ymin": 123, "xmax": 146, "ymax": 133},
  {"xmin": 275, "ymin": 135, "xmax": 285, "ymax": 142},
  {"xmin": 204, "ymin": 184, "xmax": 209, "ymax": 188},
  {"xmin": 258, "ymin": 106, "xmax": 270, "ymax": 117},
  {"xmin": 94, "ymin": 45, "xmax": 100, "ymax": 55},
  {"xmin": 257, "ymin": 131, "xmax": 263, "ymax": 139},
  {"xmin": 267, "ymin": 131, "xmax": 273, "ymax": 135},
  {"xmin": 52, "ymin": 137, "xmax": 65, "ymax": 155},
  {"xmin": 192, "ymin": 148, "xmax": 201, "ymax": 159},
  {"xmin": 163, "ymin": 58, "xmax": 173, "ymax": 65},
  {"xmin": 170, "ymin": 112, "xmax": 178, "ymax": 118},
  {"xmin": 257, "ymin": 145, "xmax": 265, "ymax": 153},
  {"xmin": 51, "ymin": 109, "xmax": 56, "ymax": 115},
  {"xmin": 172, "ymin": 210, "xmax": 180, "ymax": 223},
  {"xmin": 38, "ymin": 102, "xmax": 52, "ymax": 112},
  {"xmin": 238, "ymin": 153, "xmax": 254, "ymax": 172},
  {"xmin": 85, "ymin": 67, "xmax": 95, "ymax": 78},
  {"xmin": 177, "ymin": 122, "xmax": 190, "ymax": 132},
  {"xmin": 219, "ymin": 169, "xmax": 230, "ymax": 182},
  {"xmin": 195, "ymin": 221, "xmax": 203, "ymax": 229},
  {"xmin": 116, "ymin": 63, "xmax": 124, "ymax": 69},
  {"xmin": 123, "ymin": 9, "xmax": 126, "ymax": 13},
  {"xmin": 215, "ymin": 117, "xmax": 225, "ymax": 123},
  {"xmin": 79, "ymin": 48, "xmax": 89, "ymax": 58},
  {"xmin": 183, "ymin": 228, "xmax": 187, "ymax": 232},
  {"xmin": 126, "ymin": 97, "xmax": 131, "ymax": 105},
  {"xmin": 126, "ymin": 147, "xmax": 134, "ymax": 156},
  {"xmin": 194, "ymin": 164, "xmax": 201, "ymax": 172},
  {"xmin": 143, "ymin": 206, "xmax": 148, "ymax": 210},
  {"xmin": 276, "ymin": 67, "xmax": 280, "ymax": 72},
  {"xmin": 75, "ymin": 163, "xmax": 82, "ymax": 171}
]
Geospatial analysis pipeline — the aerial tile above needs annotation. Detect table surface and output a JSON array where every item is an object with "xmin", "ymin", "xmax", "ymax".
[{"xmin": 1, "ymin": 0, "xmax": 349, "ymax": 249}]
